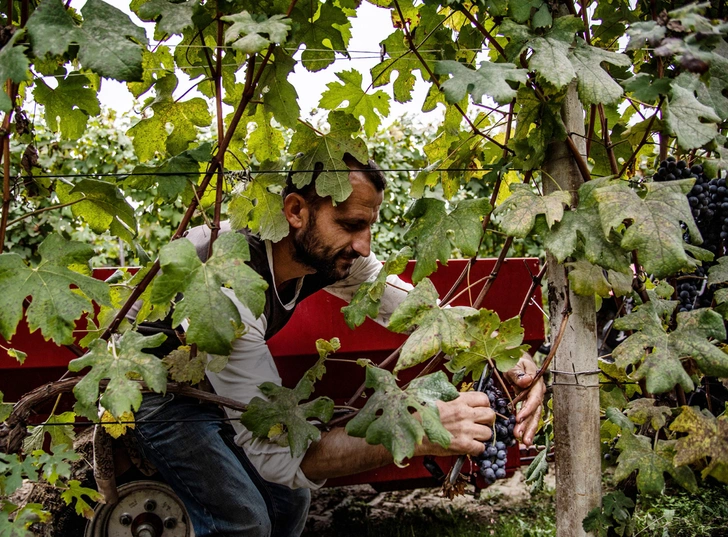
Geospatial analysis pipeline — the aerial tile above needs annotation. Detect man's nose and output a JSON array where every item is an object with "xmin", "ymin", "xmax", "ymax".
[{"xmin": 351, "ymin": 228, "xmax": 371, "ymax": 258}]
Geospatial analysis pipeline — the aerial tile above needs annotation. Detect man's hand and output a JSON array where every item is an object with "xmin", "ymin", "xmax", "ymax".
[
  {"xmin": 417, "ymin": 391, "xmax": 495, "ymax": 458},
  {"xmin": 504, "ymin": 353, "xmax": 545, "ymax": 447}
]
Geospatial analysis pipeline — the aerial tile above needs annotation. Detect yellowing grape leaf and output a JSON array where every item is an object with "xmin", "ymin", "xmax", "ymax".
[
  {"xmin": 319, "ymin": 70, "xmax": 391, "ymax": 137},
  {"xmin": 404, "ymin": 197, "xmax": 491, "ymax": 283},
  {"xmin": 0, "ymin": 234, "xmax": 110, "ymax": 345},
  {"xmin": 162, "ymin": 346, "xmax": 207, "ymax": 385},
  {"xmin": 33, "ymin": 74, "xmax": 100, "ymax": 141},
  {"xmin": 494, "ymin": 183, "xmax": 571, "ymax": 238},
  {"xmin": 670, "ymin": 405, "xmax": 728, "ymax": 483},
  {"xmin": 240, "ymin": 357, "xmax": 334, "ymax": 458},
  {"xmin": 68, "ymin": 331, "xmax": 168, "ymax": 420},
  {"xmin": 388, "ymin": 278, "xmax": 476, "ymax": 372},
  {"xmin": 342, "ymin": 247, "xmax": 412, "ymax": 329},
  {"xmin": 434, "ymin": 60, "xmax": 528, "ymax": 105},
  {"xmin": 288, "ymin": 111, "xmax": 369, "ymax": 203},
  {"xmin": 151, "ymin": 232, "xmax": 268, "ymax": 355},
  {"xmin": 594, "ymin": 179, "xmax": 702, "ymax": 278},
  {"xmin": 345, "ymin": 367, "xmax": 458, "ymax": 466},
  {"xmin": 101, "ymin": 410, "xmax": 135, "ymax": 439},
  {"xmin": 624, "ymin": 398, "xmax": 672, "ymax": 431},
  {"xmin": 60, "ymin": 480, "xmax": 102, "ymax": 519},
  {"xmin": 449, "ymin": 309, "xmax": 529, "ymax": 379},
  {"xmin": 614, "ymin": 431, "xmax": 697, "ymax": 495},
  {"xmin": 708, "ymin": 256, "xmax": 728, "ymax": 286}
]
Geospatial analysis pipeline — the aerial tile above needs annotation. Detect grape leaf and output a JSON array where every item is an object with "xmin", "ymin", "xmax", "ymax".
[
  {"xmin": 0, "ymin": 31, "xmax": 30, "ymax": 112},
  {"xmin": 371, "ymin": 30, "xmax": 416, "ymax": 103},
  {"xmin": 240, "ymin": 360, "xmax": 334, "ymax": 458},
  {"xmin": 665, "ymin": 83, "xmax": 721, "ymax": 150},
  {"xmin": 0, "ymin": 501, "xmax": 49, "ymax": 535},
  {"xmin": 44, "ymin": 412, "xmax": 76, "ymax": 449},
  {"xmin": 670, "ymin": 406, "xmax": 728, "ymax": 483},
  {"xmin": 569, "ymin": 38, "xmax": 631, "ymax": 106},
  {"xmin": 521, "ymin": 17, "xmax": 583, "ymax": 90},
  {"xmin": 26, "ymin": 0, "xmax": 77, "ymax": 57},
  {"xmin": 68, "ymin": 331, "xmax": 168, "ymax": 420},
  {"xmin": 524, "ymin": 437, "xmax": 550, "ymax": 493},
  {"xmin": 229, "ymin": 173, "xmax": 288, "ymax": 242},
  {"xmin": 60, "ymin": 480, "xmax": 102, "ymax": 519},
  {"xmin": 449, "ymin": 310, "xmax": 529, "ymax": 379},
  {"xmin": 319, "ymin": 70, "xmax": 391, "ymax": 137},
  {"xmin": 494, "ymin": 183, "xmax": 571, "ymax": 238},
  {"xmin": 613, "ymin": 304, "xmax": 728, "ymax": 393},
  {"xmin": 56, "ymin": 179, "xmax": 136, "ymax": 242},
  {"xmin": 221, "ymin": 12, "xmax": 291, "ymax": 54},
  {"xmin": 127, "ymin": 74, "xmax": 212, "ymax": 162},
  {"xmin": 622, "ymin": 73, "xmax": 672, "ymax": 104},
  {"xmin": 163, "ymin": 346, "xmax": 206, "ymax": 384},
  {"xmin": 288, "ymin": 111, "xmax": 369, "ymax": 203},
  {"xmin": 6, "ymin": 348, "xmax": 26, "ymax": 365},
  {"xmin": 127, "ymin": 145, "xmax": 210, "ymax": 202},
  {"xmin": 624, "ymin": 399, "xmax": 672, "ymax": 431},
  {"xmin": 566, "ymin": 259, "xmax": 632, "ymax": 298},
  {"xmin": 614, "ymin": 431, "xmax": 697, "ymax": 495},
  {"xmin": 127, "ymin": 46, "xmax": 175, "ymax": 98},
  {"xmin": 255, "ymin": 53, "xmax": 300, "ymax": 129},
  {"xmin": 594, "ymin": 179, "xmax": 702, "ymax": 278},
  {"xmin": 434, "ymin": 60, "xmax": 528, "ymax": 106},
  {"xmin": 34, "ymin": 444, "xmax": 79, "ymax": 486},
  {"xmin": 0, "ymin": 234, "xmax": 110, "ymax": 345},
  {"xmin": 388, "ymin": 278, "xmax": 476, "ymax": 372},
  {"xmin": 246, "ymin": 107, "xmax": 286, "ymax": 163},
  {"xmin": 0, "ymin": 393, "xmax": 12, "ymax": 423},
  {"xmin": 708, "ymin": 255, "xmax": 728, "ymax": 286},
  {"xmin": 342, "ymin": 247, "xmax": 412, "ymax": 329},
  {"xmin": 345, "ymin": 367, "xmax": 458, "ymax": 466},
  {"xmin": 290, "ymin": 1, "xmax": 350, "ymax": 72},
  {"xmin": 134, "ymin": 0, "xmax": 202, "ymax": 36},
  {"xmin": 404, "ymin": 198, "xmax": 491, "ymax": 283},
  {"xmin": 100, "ymin": 410, "xmax": 135, "ymax": 439},
  {"xmin": 0, "ymin": 453, "xmax": 38, "ymax": 496},
  {"xmin": 509, "ymin": 0, "xmax": 542, "ymax": 23},
  {"xmin": 626, "ymin": 20, "xmax": 666, "ymax": 50},
  {"xmin": 150, "ymin": 232, "xmax": 268, "ymax": 355},
  {"xmin": 33, "ymin": 74, "xmax": 100, "ymax": 141}
]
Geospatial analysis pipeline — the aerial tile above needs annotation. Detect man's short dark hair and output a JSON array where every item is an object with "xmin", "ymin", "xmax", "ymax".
[{"xmin": 282, "ymin": 153, "xmax": 386, "ymax": 207}]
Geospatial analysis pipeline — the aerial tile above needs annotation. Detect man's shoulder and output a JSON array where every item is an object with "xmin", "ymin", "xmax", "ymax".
[{"xmin": 184, "ymin": 222, "xmax": 264, "ymax": 263}]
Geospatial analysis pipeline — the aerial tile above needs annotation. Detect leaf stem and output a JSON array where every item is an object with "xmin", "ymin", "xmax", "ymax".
[
  {"xmin": 6, "ymin": 197, "xmax": 87, "ymax": 228},
  {"xmin": 619, "ymin": 97, "xmax": 663, "ymax": 178}
]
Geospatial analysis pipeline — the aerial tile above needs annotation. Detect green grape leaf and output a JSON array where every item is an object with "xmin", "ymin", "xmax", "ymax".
[
  {"xmin": 290, "ymin": 1, "xmax": 349, "ymax": 72},
  {"xmin": 0, "ymin": 31, "xmax": 30, "ymax": 111},
  {"xmin": 449, "ymin": 310, "xmax": 529, "ymax": 379},
  {"xmin": 342, "ymin": 247, "xmax": 412, "ymax": 329},
  {"xmin": 509, "ymin": 0, "xmax": 541, "ymax": 23},
  {"xmin": 614, "ymin": 431, "xmax": 697, "ymax": 495},
  {"xmin": 33, "ymin": 74, "xmax": 100, "ymax": 141},
  {"xmin": 624, "ymin": 399, "xmax": 672, "ymax": 431},
  {"xmin": 606, "ymin": 406, "xmax": 635, "ymax": 433},
  {"xmin": 434, "ymin": 60, "xmax": 528, "ymax": 106},
  {"xmin": 517, "ymin": 17, "xmax": 582, "ymax": 90},
  {"xmin": 0, "ymin": 235, "xmax": 110, "ymax": 345},
  {"xmin": 494, "ymin": 183, "xmax": 571, "ymax": 238},
  {"xmin": 256, "ymin": 54, "xmax": 300, "ymax": 129},
  {"xmin": 56, "ymin": 179, "xmax": 136, "ymax": 242},
  {"xmin": 68, "ymin": 331, "xmax": 168, "ymax": 419},
  {"xmin": 568, "ymin": 38, "xmax": 631, "ymax": 106},
  {"xmin": 622, "ymin": 73, "xmax": 672, "ymax": 104},
  {"xmin": 127, "ymin": 74, "xmax": 212, "ymax": 161},
  {"xmin": 319, "ymin": 70, "xmax": 390, "ymax": 137},
  {"xmin": 0, "ymin": 392, "xmax": 12, "ymax": 423},
  {"xmin": 665, "ymin": 83, "xmax": 721, "ymax": 150},
  {"xmin": 26, "ymin": 0, "xmax": 77, "ymax": 57},
  {"xmin": 0, "ymin": 453, "xmax": 39, "ymax": 496},
  {"xmin": 127, "ymin": 46, "xmax": 175, "ymax": 98},
  {"xmin": 246, "ymin": 107, "xmax": 286, "ymax": 163},
  {"xmin": 594, "ymin": 180, "xmax": 701, "ymax": 278},
  {"xmin": 221, "ymin": 12, "xmax": 291, "ymax": 54},
  {"xmin": 60, "ymin": 480, "xmax": 102, "ymax": 519},
  {"xmin": 0, "ymin": 501, "xmax": 50, "ymax": 535},
  {"xmin": 404, "ymin": 198, "xmax": 491, "ymax": 283},
  {"xmin": 162, "ymin": 346, "xmax": 207, "ymax": 384},
  {"xmin": 78, "ymin": 0, "xmax": 147, "ymax": 81},
  {"xmin": 45, "ymin": 412, "xmax": 76, "ymax": 449},
  {"xmin": 582, "ymin": 508, "xmax": 610, "ymax": 537},
  {"xmin": 371, "ymin": 30, "xmax": 416, "ymax": 103},
  {"xmin": 388, "ymin": 278, "xmax": 476, "ymax": 372},
  {"xmin": 626, "ymin": 20, "xmax": 666, "ymax": 50},
  {"xmin": 127, "ymin": 145, "xmax": 209, "ymax": 201},
  {"xmin": 6, "ymin": 348, "xmax": 27, "ymax": 364},
  {"xmin": 345, "ymin": 367, "xmax": 458, "ymax": 466},
  {"xmin": 670, "ymin": 406, "xmax": 728, "ymax": 483},
  {"xmin": 229, "ymin": 173, "xmax": 288, "ymax": 242},
  {"xmin": 566, "ymin": 259, "xmax": 614, "ymax": 298},
  {"xmin": 135, "ymin": 0, "xmax": 202, "ymax": 36},
  {"xmin": 708, "ymin": 256, "xmax": 728, "ymax": 286},
  {"xmin": 524, "ymin": 437, "xmax": 550, "ymax": 493},
  {"xmin": 151, "ymin": 232, "xmax": 268, "ymax": 355},
  {"xmin": 288, "ymin": 111, "xmax": 369, "ymax": 203},
  {"xmin": 240, "ymin": 363, "xmax": 334, "ymax": 458},
  {"xmin": 34, "ymin": 444, "xmax": 79, "ymax": 486}
]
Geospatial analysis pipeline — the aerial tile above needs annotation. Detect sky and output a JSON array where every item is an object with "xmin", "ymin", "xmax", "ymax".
[{"xmin": 79, "ymin": 0, "xmax": 431, "ymax": 124}]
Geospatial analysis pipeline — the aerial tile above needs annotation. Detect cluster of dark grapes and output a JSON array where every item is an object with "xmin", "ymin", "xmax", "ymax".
[
  {"xmin": 472, "ymin": 376, "xmax": 516, "ymax": 485},
  {"xmin": 602, "ymin": 439, "xmax": 619, "ymax": 465},
  {"xmin": 653, "ymin": 157, "xmax": 725, "ymax": 312}
]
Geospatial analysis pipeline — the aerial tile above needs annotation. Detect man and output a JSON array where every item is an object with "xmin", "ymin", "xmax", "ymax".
[{"xmin": 133, "ymin": 154, "xmax": 546, "ymax": 536}]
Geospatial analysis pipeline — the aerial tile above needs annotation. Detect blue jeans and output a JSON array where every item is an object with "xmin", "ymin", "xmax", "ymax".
[{"xmin": 133, "ymin": 393, "xmax": 311, "ymax": 537}]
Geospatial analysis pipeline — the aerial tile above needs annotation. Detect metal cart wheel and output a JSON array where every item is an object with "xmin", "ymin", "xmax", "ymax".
[{"xmin": 85, "ymin": 480, "xmax": 194, "ymax": 537}]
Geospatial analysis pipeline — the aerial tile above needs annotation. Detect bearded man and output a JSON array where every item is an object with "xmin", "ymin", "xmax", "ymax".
[{"xmin": 132, "ymin": 154, "xmax": 546, "ymax": 537}]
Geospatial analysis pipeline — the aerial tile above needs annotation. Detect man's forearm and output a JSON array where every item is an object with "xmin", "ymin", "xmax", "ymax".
[{"xmin": 300, "ymin": 428, "xmax": 395, "ymax": 481}]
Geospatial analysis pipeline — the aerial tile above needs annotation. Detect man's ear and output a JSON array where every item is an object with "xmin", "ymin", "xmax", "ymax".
[{"xmin": 283, "ymin": 193, "xmax": 309, "ymax": 230}]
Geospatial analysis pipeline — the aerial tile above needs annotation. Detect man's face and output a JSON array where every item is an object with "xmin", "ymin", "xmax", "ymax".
[{"xmin": 292, "ymin": 171, "xmax": 383, "ymax": 282}]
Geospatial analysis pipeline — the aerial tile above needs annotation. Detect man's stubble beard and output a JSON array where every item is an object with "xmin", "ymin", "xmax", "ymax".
[{"xmin": 292, "ymin": 210, "xmax": 359, "ymax": 282}]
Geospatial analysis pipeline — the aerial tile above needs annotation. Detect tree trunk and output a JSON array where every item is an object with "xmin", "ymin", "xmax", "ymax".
[{"xmin": 543, "ymin": 82, "xmax": 601, "ymax": 537}]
